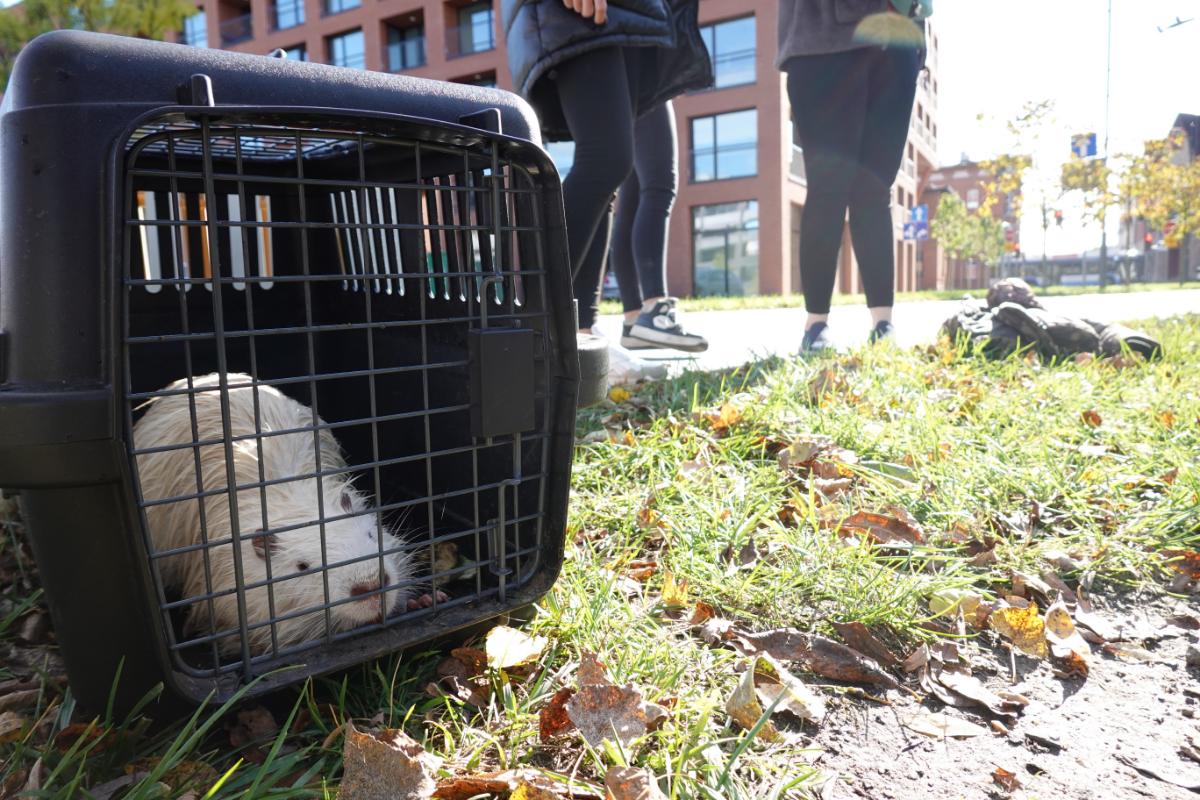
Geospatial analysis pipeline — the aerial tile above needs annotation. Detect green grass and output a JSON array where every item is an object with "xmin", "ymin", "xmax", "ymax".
[
  {"xmin": 596, "ymin": 280, "xmax": 1200, "ymax": 316},
  {"xmin": 2, "ymin": 317, "xmax": 1198, "ymax": 798}
]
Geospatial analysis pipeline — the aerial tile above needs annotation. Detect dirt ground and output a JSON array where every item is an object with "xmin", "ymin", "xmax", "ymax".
[{"xmin": 806, "ymin": 594, "xmax": 1200, "ymax": 800}]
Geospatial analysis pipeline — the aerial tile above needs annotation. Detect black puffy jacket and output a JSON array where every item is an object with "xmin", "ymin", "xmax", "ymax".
[{"xmin": 501, "ymin": 0, "xmax": 712, "ymax": 141}]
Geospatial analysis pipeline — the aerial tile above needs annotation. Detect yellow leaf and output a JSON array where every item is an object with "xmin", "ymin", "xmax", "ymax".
[
  {"xmin": 1044, "ymin": 599, "xmax": 1091, "ymax": 659},
  {"xmin": 509, "ymin": 782, "xmax": 559, "ymax": 800},
  {"xmin": 660, "ymin": 570, "xmax": 689, "ymax": 607},
  {"xmin": 989, "ymin": 603, "xmax": 1048, "ymax": 658},
  {"xmin": 608, "ymin": 387, "xmax": 632, "ymax": 404},
  {"xmin": 1156, "ymin": 409, "xmax": 1177, "ymax": 428},
  {"xmin": 485, "ymin": 626, "xmax": 549, "ymax": 670},
  {"xmin": 621, "ymin": 430, "xmax": 636, "ymax": 447}
]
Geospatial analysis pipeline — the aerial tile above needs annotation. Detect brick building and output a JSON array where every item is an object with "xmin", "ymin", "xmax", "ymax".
[
  {"xmin": 920, "ymin": 160, "xmax": 1022, "ymax": 290},
  {"xmin": 166, "ymin": 0, "xmax": 940, "ymax": 298}
]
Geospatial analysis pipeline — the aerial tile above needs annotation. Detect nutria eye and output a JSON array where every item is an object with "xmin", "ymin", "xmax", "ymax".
[
  {"xmin": 340, "ymin": 492, "xmax": 353, "ymax": 513},
  {"xmin": 297, "ymin": 561, "xmax": 310, "ymax": 572}
]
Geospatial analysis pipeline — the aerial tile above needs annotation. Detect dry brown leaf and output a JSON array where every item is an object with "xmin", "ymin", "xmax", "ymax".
[
  {"xmin": 725, "ymin": 665, "xmax": 780, "ymax": 742},
  {"xmin": 565, "ymin": 684, "xmax": 663, "ymax": 749},
  {"xmin": 811, "ymin": 477, "xmax": 854, "ymax": 497},
  {"xmin": 838, "ymin": 509, "xmax": 924, "ymax": 545},
  {"xmin": 578, "ymin": 652, "xmax": 611, "ymax": 686},
  {"xmin": 1161, "ymin": 468, "xmax": 1180, "ymax": 485},
  {"xmin": 831, "ymin": 622, "xmax": 902, "ymax": 669},
  {"xmin": 1156, "ymin": 409, "xmax": 1177, "ymax": 428},
  {"xmin": 688, "ymin": 602, "xmax": 716, "ymax": 625},
  {"xmin": 660, "ymin": 571, "xmax": 689, "ymax": 607},
  {"xmin": 0, "ymin": 689, "xmax": 40, "ymax": 714},
  {"xmin": 933, "ymin": 668, "xmax": 1024, "ymax": 719},
  {"xmin": 808, "ymin": 368, "xmax": 845, "ymax": 404},
  {"xmin": 732, "ymin": 627, "xmax": 811, "ymax": 661},
  {"xmin": 485, "ymin": 626, "xmax": 548, "ymax": 670},
  {"xmin": 1081, "ymin": 409, "xmax": 1102, "ymax": 427},
  {"xmin": 1163, "ymin": 550, "xmax": 1200, "ymax": 580},
  {"xmin": 989, "ymin": 603, "xmax": 1048, "ymax": 658},
  {"xmin": 721, "ymin": 536, "xmax": 763, "ymax": 569},
  {"xmin": 605, "ymin": 767, "xmax": 668, "ymax": 800},
  {"xmin": 777, "ymin": 435, "xmax": 833, "ymax": 471},
  {"xmin": 802, "ymin": 636, "xmax": 900, "ymax": 691},
  {"xmin": 538, "ymin": 688, "xmax": 575, "ymax": 741},
  {"xmin": 427, "ymin": 676, "xmax": 490, "ymax": 708},
  {"xmin": 226, "ymin": 705, "xmax": 278, "ymax": 751},
  {"xmin": 340, "ymin": 723, "xmax": 441, "ymax": 800},
  {"xmin": 0, "ymin": 712, "xmax": 26, "ymax": 745},
  {"xmin": 433, "ymin": 774, "xmax": 514, "ymax": 799},
  {"xmin": 449, "ymin": 647, "xmax": 488, "ymax": 674},
  {"xmin": 753, "ymin": 654, "xmax": 827, "ymax": 722},
  {"xmin": 510, "ymin": 780, "xmax": 560, "ymax": 800},
  {"xmin": 1052, "ymin": 650, "xmax": 1089, "ymax": 679},
  {"xmin": 903, "ymin": 712, "xmax": 986, "ymax": 738},
  {"xmin": 624, "ymin": 558, "xmax": 658, "ymax": 582},
  {"xmin": 992, "ymin": 767, "xmax": 1022, "ymax": 792}
]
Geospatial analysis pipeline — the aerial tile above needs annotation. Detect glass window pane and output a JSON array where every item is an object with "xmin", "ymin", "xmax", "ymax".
[
  {"xmin": 690, "ymin": 117, "xmax": 716, "ymax": 182},
  {"xmin": 691, "ymin": 110, "xmax": 755, "ymax": 182},
  {"xmin": 274, "ymin": 0, "xmax": 304, "ymax": 30},
  {"xmin": 182, "ymin": 11, "xmax": 207, "ymax": 47},
  {"xmin": 326, "ymin": 0, "xmax": 360, "ymax": 14},
  {"xmin": 330, "ymin": 29, "xmax": 365, "ymax": 69},
  {"xmin": 692, "ymin": 201, "xmax": 758, "ymax": 296},
  {"xmin": 283, "ymin": 44, "xmax": 307, "ymax": 61},
  {"xmin": 459, "ymin": 3, "xmax": 495, "ymax": 54}
]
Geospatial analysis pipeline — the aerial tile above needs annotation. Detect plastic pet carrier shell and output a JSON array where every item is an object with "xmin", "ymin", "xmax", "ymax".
[{"xmin": 0, "ymin": 31, "xmax": 578, "ymax": 712}]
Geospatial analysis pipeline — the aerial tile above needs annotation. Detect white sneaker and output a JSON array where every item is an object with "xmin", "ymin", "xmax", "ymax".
[
  {"xmin": 607, "ymin": 345, "xmax": 668, "ymax": 386},
  {"xmin": 626, "ymin": 298, "xmax": 709, "ymax": 352}
]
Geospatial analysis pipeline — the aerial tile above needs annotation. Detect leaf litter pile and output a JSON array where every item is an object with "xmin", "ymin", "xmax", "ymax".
[{"xmin": 0, "ymin": 315, "xmax": 1199, "ymax": 799}]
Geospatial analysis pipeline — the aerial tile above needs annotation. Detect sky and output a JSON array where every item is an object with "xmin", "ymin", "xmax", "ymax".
[{"xmin": 931, "ymin": 0, "xmax": 1199, "ymax": 256}]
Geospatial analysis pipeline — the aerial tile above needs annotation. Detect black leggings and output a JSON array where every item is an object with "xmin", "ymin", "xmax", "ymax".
[
  {"xmin": 786, "ymin": 46, "xmax": 919, "ymax": 315},
  {"xmin": 609, "ymin": 101, "xmax": 677, "ymax": 313},
  {"xmin": 555, "ymin": 46, "xmax": 639, "ymax": 329}
]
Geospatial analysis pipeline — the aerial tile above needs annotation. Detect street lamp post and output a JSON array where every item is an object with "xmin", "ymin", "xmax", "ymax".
[{"xmin": 1098, "ymin": 0, "xmax": 1112, "ymax": 288}]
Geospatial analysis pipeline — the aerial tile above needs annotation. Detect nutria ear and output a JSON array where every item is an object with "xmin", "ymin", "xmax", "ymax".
[{"xmin": 252, "ymin": 529, "xmax": 280, "ymax": 559}]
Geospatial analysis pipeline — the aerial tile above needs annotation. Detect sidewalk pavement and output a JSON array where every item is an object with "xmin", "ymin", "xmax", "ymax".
[{"xmin": 595, "ymin": 288, "xmax": 1200, "ymax": 375}]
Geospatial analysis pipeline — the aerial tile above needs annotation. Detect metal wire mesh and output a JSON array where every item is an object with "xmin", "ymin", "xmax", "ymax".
[{"xmin": 120, "ymin": 112, "xmax": 555, "ymax": 684}]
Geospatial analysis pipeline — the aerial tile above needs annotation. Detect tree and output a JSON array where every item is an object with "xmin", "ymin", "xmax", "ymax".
[
  {"xmin": 931, "ymin": 190, "xmax": 1005, "ymax": 282},
  {"xmin": 1123, "ymin": 131, "xmax": 1200, "ymax": 279},
  {"xmin": 1, "ymin": 0, "xmax": 195, "ymax": 87}
]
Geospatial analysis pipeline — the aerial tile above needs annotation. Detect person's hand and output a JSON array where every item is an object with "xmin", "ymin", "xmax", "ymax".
[{"xmin": 563, "ymin": 0, "xmax": 607, "ymax": 25}]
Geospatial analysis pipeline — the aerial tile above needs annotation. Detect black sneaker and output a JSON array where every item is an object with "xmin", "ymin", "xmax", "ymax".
[
  {"xmin": 800, "ymin": 321, "xmax": 836, "ymax": 353},
  {"xmin": 868, "ymin": 320, "xmax": 894, "ymax": 344},
  {"xmin": 620, "ymin": 323, "xmax": 659, "ymax": 350},
  {"xmin": 626, "ymin": 299, "xmax": 709, "ymax": 352}
]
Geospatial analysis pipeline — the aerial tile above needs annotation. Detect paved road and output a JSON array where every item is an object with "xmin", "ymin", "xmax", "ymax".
[{"xmin": 594, "ymin": 288, "xmax": 1200, "ymax": 374}]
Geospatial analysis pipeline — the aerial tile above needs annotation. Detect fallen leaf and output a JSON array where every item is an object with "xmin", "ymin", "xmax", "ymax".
[
  {"xmin": 485, "ymin": 626, "xmax": 548, "ymax": 670},
  {"xmin": 624, "ymin": 558, "xmax": 657, "ymax": 582},
  {"xmin": 990, "ymin": 603, "xmax": 1048, "ymax": 658},
  {"xmin": 688, "ymin": 602, "xmax": 716, "ymax": 625},
  {"xmin": 510, "ymin": 781, "xmax": 560, "ymax": 800},
  {"xmin": 226, "ymin": 705, "xmax": 278, "ymax": 751},
  {"xmin": 778, "ymin": 435, "xmax": 833, "ymax": 471},
  {"xmin": 902, "ymin": 645, "xmax": 930, "ymax": 673},
  {"xmin": 732, "ymin": 627, "xmax": 811, "ymax": 661},
  {"xmin": 694, "ymin": 402, "xmax": 742, "ymax": 433},
  {"xmin": 124, "ymin": 759, "xmax": 219, "ymax": 793},
  {"xmin": 1156, "ymin": 409, "xmax": 1177, "ymax": 428},
  {"xmin": 608, "ymin": 387, "xmax": 632, "ymax": 404},
  {"xmin": 433, "ymin": 774, "xmax": 514, "ymax": 800},
  {"xmin": 660, "ymin": 571, "xmax": 689, "ymax": 608},
  {"xmin": 0, "ymin": 689, "xmax": 40, "ymax": 714},
  {"xmin": 838, "ymin": 509, "xmax": 924, "ymax": 545},
  {"xmin": 565, "ymin": 684, "xmax": 664, "ymax": 749},
  {"xmin": 449, "ymin": 647, "xmax": 488, "ymax": 674},
  {"xmin": 605, "ymin": 766, "xmax": 667, "ymax": 800},
  {"xmin": 427, "ymin": 675, "xmax": 490, "ymax": 708},
  {"xmin": 0, "ymin": 712, "xmax": 26, "ymax": 745},
  {"xmin": 808, "ymin": 368, "xmax": 844, "ymax": 404},
  {"xmin": 812, "ymin": 477, "xmax": 855, "ymax": 497},
  {"xmin": 752, "ymin": 654, "xmax": 827, "ymax": 722},
  {"xmin": 933, "ymin": 668, "xmax": 1023, "ymax": 719},
  {"xmin": 538, "ymin": 688, "xmax": 575, "ymax": 741},
  {"xmin": 1044, "ymin": 600, "xmax": 1090, "ymax": 660},
  {"xmin": 992, "ymin": 767, "xmax": 1022, "ymax": 792},
  {"xmin": 831, "ymin": 622, "xmax": 902, "ymax": 669},
  {"xmin": 1081, "ymin": 409, "xmax": 1102, "ymax": 427},
  {"xmin": 721, "ymin": 536, "xmax": 763, "ymax": 569},
  {"xmin": 578, "ymin": 652, "xmax": 610, "ymax": 686},
  {"xmin": 1161, "ymin": 468, "xmax": 1180, "ymax": 485},
  {"xmin": 1100, "ymin": 642, "xmax": 1163, "ymax": 663},
  {"xmin": 1163, "ymin": 550, "xmax": 1200, "ymax": 580},
  {"xmin": 726, "ymin": 665, "xmax": 780, "ymax": 742},
  {"xmin": 801, "ymin": 636, "xmax": 900, "ymax": 691},
  {"xmin": 903, "ymin": 712, "xmax": 986, "ymax": 738},
  {"xmin": 1052, "ymin": 650, "xmax": 1089, "ymax": 679},
  {"xmin": 340, "ymin": 723, "xmax": 441, "ymax": 800},
  {"xmin": 1116, "ymin": 753, "xmax": 1200, "ymax": 791},
  {"xmin": 929, "ymin": 589, "xmax": 983, "ymax": 618}
]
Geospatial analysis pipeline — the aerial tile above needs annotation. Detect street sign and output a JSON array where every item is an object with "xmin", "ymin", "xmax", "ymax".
[
  {"xmin": 910, "ymin": 204, "xmax": 929, "ymax": 224},
  {"xmin": 1071, "ymin": 133, "xmax": 1097, "ymax": 158},
  {"xmin": 903, "ymin": 221, "xmax": 929, "ymax": 241}
]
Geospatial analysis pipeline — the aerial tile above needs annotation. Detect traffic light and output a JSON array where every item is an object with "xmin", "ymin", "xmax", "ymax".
[
  {"xmin": 1143, "ymin": 232, "xmax": 1154, "ymax": 251},
  {"xmin": 1054, "ymin": 210, "xmax": 1064, "ymax": 227}
]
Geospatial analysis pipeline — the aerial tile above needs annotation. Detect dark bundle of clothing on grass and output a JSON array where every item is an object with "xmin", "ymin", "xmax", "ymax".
[{"xmin": 942, "ymin": 279, "xmax": 1162, "ymax": 360}]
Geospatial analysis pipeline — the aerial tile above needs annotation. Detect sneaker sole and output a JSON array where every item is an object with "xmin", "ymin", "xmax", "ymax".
[
  {"xmin": 628, "ymin": 325, "xmax": 709, "ymax": 353},
  {"xmin": 619, "ymin": 336, "xmax": 660, "ymax": 351}
]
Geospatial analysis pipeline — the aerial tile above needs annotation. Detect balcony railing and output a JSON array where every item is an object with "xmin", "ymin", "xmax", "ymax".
[
  {"xmin": 219, "ymin": 13, "xmax": 253, "ymax": 46},
  {"xmin": 789, "ymin": 145, "xmax": 806, "ymax": 184},
  {"xmin": 445, "ymin": 23, "xmax": 495, "ymax": 59}
]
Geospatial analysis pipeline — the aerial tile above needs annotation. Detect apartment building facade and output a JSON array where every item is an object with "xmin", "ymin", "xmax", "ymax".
[{"xmin": 173, "ymin": 0, "xmax": 940, "ymax": 298}]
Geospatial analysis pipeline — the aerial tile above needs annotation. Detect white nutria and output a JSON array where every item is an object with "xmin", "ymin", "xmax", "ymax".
[{"xmin": 133, "ymin": 373, "xmax": 415, "ymax": 656}]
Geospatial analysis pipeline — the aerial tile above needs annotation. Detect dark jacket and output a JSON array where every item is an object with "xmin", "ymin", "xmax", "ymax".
[
  {"xmin": 777, "ymin": 0, "xmax": 925, "ymax": 67},
  {"xmin": 501, "ymin": 0, "xmax": 712, "ymax": 141}
]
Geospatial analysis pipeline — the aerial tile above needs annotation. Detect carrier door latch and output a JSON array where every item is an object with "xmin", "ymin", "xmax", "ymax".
[
  {"xmin": 176, "ymin": 74, "xmax": 215, "ymax": 107},
  {"xmin": 469, "ymin": 276, "xmax": 534, "ymax": 438}
]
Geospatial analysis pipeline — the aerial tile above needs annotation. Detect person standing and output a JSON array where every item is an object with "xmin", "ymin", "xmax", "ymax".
[
  {"xmin": 779, "ymin": 0, "xmax": 931, "ymax": 351},
  {"xmin": 501, "ymin": 0, "xmax": 712, "ymax": 365}
]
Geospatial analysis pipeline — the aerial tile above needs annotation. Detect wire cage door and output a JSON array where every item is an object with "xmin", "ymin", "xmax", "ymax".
[{"xmin": 120, "ymin": 109, "xmax": 568, "ymax": 699}]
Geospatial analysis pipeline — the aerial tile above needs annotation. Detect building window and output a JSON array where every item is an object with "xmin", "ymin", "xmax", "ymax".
[
  {"xmin": 691, "ymin": 109, "xmax": 756, "ymax": 182},
  {"xmin": 181, "ymin": 10, "xmax": 207, "ymax": 47},
  {"xmin": 328, "ymin": 29, "xmax": 365, "ymax": 69},
  {"xmin": 325, "ymin": 0, "xmax": 361, "ymax": 17},
  {"xmin": 966, "ymin": 188, "xmax": 980, "ymax": 209},
  {"xmin": 273, "ymin": 0, "xmax": 305, "ymax": 31},
  {"xmin": 692, "ymin": 201, "xmax": 759, "ymax": 297},
  {"xmin": 699, "ymin": 16, "xmax": 755, "ymax": 89},
  {"xmin": 454, "ymin": 2, "xmax": 495, "ymax": 57},
  {"xmin": 387, "ymin": 23, "xmax": 426, "ymax": 70},
  {"xmin": 453, "ymin": 71, "xmax": 497, "ymax": 88},
  {"xmin": 282, "ymin": 44, "xmax": 307, "ymax": 61}
]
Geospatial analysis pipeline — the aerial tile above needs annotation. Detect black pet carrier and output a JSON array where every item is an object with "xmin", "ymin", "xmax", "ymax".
[{"xmin": 0, "ymin": 31, "xmax": 579, "ymax": 712}]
